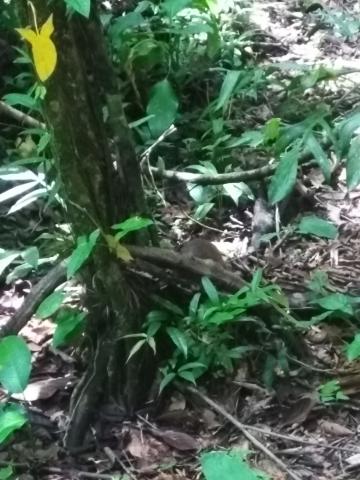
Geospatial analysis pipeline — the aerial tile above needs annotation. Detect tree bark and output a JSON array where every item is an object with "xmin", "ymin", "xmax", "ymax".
[{"xmin": 17, "ymin": 0, "xmax": 154, "ymax": 450}]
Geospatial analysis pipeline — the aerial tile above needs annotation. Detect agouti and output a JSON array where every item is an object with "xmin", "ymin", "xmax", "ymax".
[{"xmin": 180, "ymin": 239, "xmax": 225, "ymax": 266}]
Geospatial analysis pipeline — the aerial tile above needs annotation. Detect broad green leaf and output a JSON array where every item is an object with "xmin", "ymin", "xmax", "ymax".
[
  {"xmin": 0, "ymin": 405, "xmax": 27, "ymax": 444},
  {"xmin": 177, "ymin": 370, "xmax": 196, "ymax": 384},
  {"xmin": 0, "ymin": 181, "xmax": 39, "ymax": 204},
  {"xmin": 161, "ymin": 0, "xmax": 192, "ymax": 17},
  {"xmin": 53, "ymin": 310, "xmax": 86, "ymax": 348},
  {"xmin": 2, "ymin": 93, "xmax": 38, "ymax": 110},
  {"xmin": 346, "ymin": 135, "xmax": 360, "ymax": 190},
  {"xmin": 193, "ymin": 202, "xmax": 214, "ymax": 220},
  {"xmin": 312, "ymin": 293, "xmax": 353, "ymax": 315},
  {"xmin": 201, "ymin": 276, "xmax": 219, "ymax": 304},
  {"xmin": 110, "ymin": 11, "xmax": 144, "ymax": 35},
  {"xmin": 263, "ymin": 117, "xmax": 281, "ymax": 143},
  {"xmin": 215, "ymin": 70, "xmax": 241, "ymax": 111},
  {"xmin": 305, "ymin": 133, "xmax": 331, "ymax": 182},
  {"xmin": 268, "ymin": 141, "xmax": 300, "ymax": 204},
  {"xmin": 223, "ymin": 182, "xmax": 254, "ymax": 206},
  {"xmin": 298, "ymin": 215, "xmax": 337, "ymax": 239},
  {"xmin": 147, "ymin": 321, "xmax": 162, "ymax": 337},
  {"xmin": 0, "ymin": 251, "xmax": 20, "ymax": 277},
  {"xmin": 64, "ymin": 0, "xmax": 91, "ymax": 17},
  {"xmin": 147, "ymin": 79, "xmax": 178, "ymax": 138},
  {"xmin": 146, "ymin": 310, "xmax": 168, "ymax": 324},
  {"xmin": 166, "ymin": 327, "xmax": 188, "ymax": 357},
  {"xmin": 21, "ymin": 246, "xmax": 39, "ymax": 268},
  {"xmin": 147, "ymin": 336, "xmax": 156, "ymax": 354},
  {"xmin": 67, "ymin": 230, "xmax": 100, "ymax": 278},
  {"xmin": 112, "ymin": 216, "xmax": 153, "ymax": 238},
  {"xmin": 201, "ymin": 450, "xmax": 269, "ymax": 480},
  {"xmin": 0, "ymin": 465, "xmax": 13, "ymax": 479},
  {"xmin": 0, "ymin": 337, "xmax": 31, "ymax": 393},
  {"xmin": 346, "ymin": 334, "xmax": 360, "ymax": 361},
  {"xmin": 36, "ymin": 291, "xmax": 65, "ymax": 319}
]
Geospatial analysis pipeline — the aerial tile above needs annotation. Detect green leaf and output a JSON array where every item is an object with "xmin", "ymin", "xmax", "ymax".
[
  {"xmin": 336, "ymin": 111, "xmax": 360, "ymax": 157},
  {"xmin": 166, "ymin": 327, "xmax": 188, "ymax": 357},
  {"xmin": 147, "ymin": 336, "xmax": 157, "ymax": 354},
  {"xmin": 0, "ymin": 404, "xmax": 27, "ymax": 444},
  {"xmin": 178, "ymin": 362, "xmax": 206, "ymax": 372},
  {"xmin": 268, "ymin": 141, "xmax": 300, "ymax": 204},
  {"xmin": 193, "ymin": 202, "xmax": 214, "ymax": 220},
  {"xmin": 159, "ymin": 372, "xmax": 176, "ymax": 393},
  {"xmin": 223, "ymin": 182, "xmax": 254, "ymax": 206},
  {"xmin": 215, "ymin": 70, "xmax": 241, "ymax": 111},
  {"xmin": 147, "ymin": 79, "xmax": 178, "ymax": 138},
  {"xmin": 0, "ymin": 166, "xmax": 38, "ymax": 182},
  {"xmin": 201, "ymin": 450, "xmax": 269, "ymax": 480},
  {"xmin": 110, "ymin": 11, "xmax": 144, "ymax": 35},
  {"xmin": 189, "ymin": 292, "xmax": 201, "ymax": 320},
  {"xmin": 346, "ymin": 136, "xmax": 360, "ymax": 190},
  {"xmin": 36, "ymin": 291, "xmax": 65, "ymax": 319},
  {"xmin": 177, "ymin": 370, "xmax": 196, "ymax": 384},
  {"xmin": 202, "ymin": 276, "xmax": 219, "ymax": 304},
  {"xmin": 127, "ymin": 339, "xmax": 146, "ymax": 362},
  {"xmin": 346, "ymin": 333, "xmax": 360, "ymax": 361},
  {"xmin": 161, "ymin": 0, "xmax": 192, "ymax": 17},
  {"xmin": 21, "ymin": 246, "xmax": 39, "ymax": 268},
  {"xmin": 263, "ymin": 117, "xmax": 281, "ymax": 143},
  {"xmin": 0, "ymin": 181, "xmax": 39, "ymax": 204},
  {"xmin": 0, "ymin": 337, "xmax": 31, "ymax": 394},
  {"xmin": 67, "ymin": 230, "xmax": 100, "ymax": 278},
  {"xmin": 0, "ymin": 465, "xmax": 13, "ymax": 479},
  {"xmin": 313, "ymin": 293, "xmax": 353, "ymax": 315},
  {"xmin": 112, "ymin": 216, "xmax": 153, "ymax": 239},
  {"xmin": 298, "ymin": 215, "xmax": 338, "ymax": 239},
  {"xmin": 0, "ymin": 251, "xmax": 20, "ymax": 277},
  {"xmin": 305, "ymin": 133, "xmax": 331, "ymax": 182},
  {"xmin": 53, "ymin": 310, "xmax": 86, "ymax": 348},
  {"xmin": 7, "ymin": 187, "xmax": 47, "ymax": 214},
  {"xmin": 3, "ymin": 93, "xmax": 39, "ymax": 110},
  {"xmin": 64, "ymin": 0, "xmax": 91, "ymax": 17}
]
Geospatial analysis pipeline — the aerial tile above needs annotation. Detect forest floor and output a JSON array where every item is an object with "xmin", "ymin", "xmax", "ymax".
[{"xmin": 2, "ymin": 0, "xmax": 360, "ymax": 479}]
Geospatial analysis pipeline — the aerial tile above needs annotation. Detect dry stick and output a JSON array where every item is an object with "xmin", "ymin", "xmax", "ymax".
[
  {"xmin": 0, "ymin": 260, "xmax": 67, "ymax": 338},
  {"xmin": 0, "ymin": 100, "xmax": 46, "ymax": 129},
  {"xmin": 185, "ymin": 385, "xmax": 360, "ymax": 455},
  {"xmin": 184, "ymin": 385, "xmax": 303, "ymax": 480}
]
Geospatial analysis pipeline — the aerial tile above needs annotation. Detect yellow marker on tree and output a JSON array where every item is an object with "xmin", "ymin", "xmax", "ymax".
[{"xmin": 16, "ymin": 7, "xmax": 57, "ymax": 82}]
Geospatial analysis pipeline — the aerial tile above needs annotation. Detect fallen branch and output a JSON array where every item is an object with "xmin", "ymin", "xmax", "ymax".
[
  {"xmin": 0, "ymin": 260, "xmax": 67, "ymax": 338},
  {"xmin": 0, "ymin": 101, "xmax": 46, "ymax": 129},
  {"xmin": 184, "ymin": 385, "xmax": 303, "ymax": 480}
]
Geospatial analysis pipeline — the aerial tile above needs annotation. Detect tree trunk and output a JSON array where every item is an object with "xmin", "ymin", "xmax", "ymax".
[{"xmin": 17, "ymin": 0, "xmax": 155, "ymax": 450}]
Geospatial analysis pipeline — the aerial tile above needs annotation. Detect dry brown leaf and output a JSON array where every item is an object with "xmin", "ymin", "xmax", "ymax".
[
  {"xmin": 11, "ymin": 376, "xmax": 74, "ymax": 401},
  {"xmin": 319, "ymin": 420, "xmax": 353, "ymax": 436},
  {"xmin": 280, "ymin": 393, "xmax": 317, "ymax": 426},
  {"xmin": 150, "ymin": 428, "xmax": 198, "ymax": 451}
]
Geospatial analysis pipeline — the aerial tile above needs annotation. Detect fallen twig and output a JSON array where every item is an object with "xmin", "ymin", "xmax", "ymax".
[
  {"xmin": 184, "ymin": 385, "xmax": 303, "ymax": 480},
  {"xmin": 0, "ymin": 260, "xmax": 67, "ymax": 338}
]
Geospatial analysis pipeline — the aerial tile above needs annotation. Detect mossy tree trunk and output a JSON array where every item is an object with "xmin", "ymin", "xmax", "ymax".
[{"xmin": 18, "ymin": 0, "xmax": 155, "ymax": 449}]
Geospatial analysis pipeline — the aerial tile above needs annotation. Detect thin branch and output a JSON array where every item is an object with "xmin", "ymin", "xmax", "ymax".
[
  {"xmin": 184, "ymin": 385, "xmax": 303, "ymax": 480},
  {"xmin": 0, "ymin": 101, "xmax": 46, "ymax": 129}
]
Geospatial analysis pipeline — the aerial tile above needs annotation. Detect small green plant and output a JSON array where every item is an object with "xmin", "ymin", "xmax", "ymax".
[
  {"xmin": 318, "ymin": 380, "xmax": 348, "ymax": 404},
  {"xmin": 201, "ymin": 449, "xmax": 269, "ymax": 480},
  {"xmin": 126, "ymin": 270, "xmax": 298, "ymax": 391}
]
